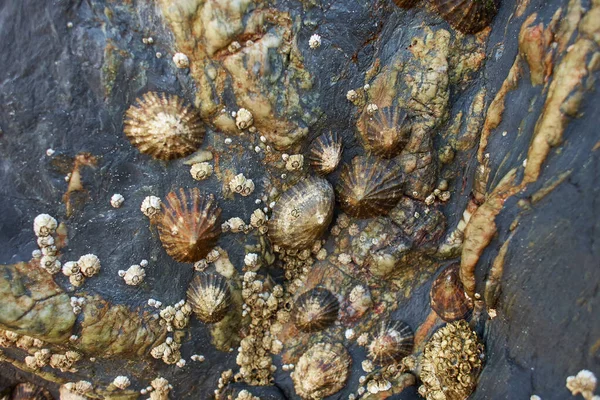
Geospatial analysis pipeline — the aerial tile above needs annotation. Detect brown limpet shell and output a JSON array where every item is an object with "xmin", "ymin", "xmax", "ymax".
[
  {"xmin": 268, "ymin": 177, "xmax": 335, "ymax": 250},
  {"xmin": 337, "ymin": 156, "xmax": 404, "ymax": 219},
  {"xmin": 123, "ymin": 92, "xmax": 205, "ymax": 160},
  {"xmin": 293, "ymin": 287, "xmax": 340, "ymax": 332},
  {"xmin": 368, "ymin": 320, "xmax": 414, "ymax": 363},
  {"xmin": 361, "ymin": 106, "xmax": 412, "ymax": 158},
  {"xmin": 186, "ymin": 273, "xmax": 232, "ymax": 323},
  {"xmin": 430, "ymin": 263, "xmax": 473, "ymax": 322},
  {"xmin": 392, "ymin": 0, "xmax": 420, "ymax": 7},
  {"xmin": 432, "ymin": 0, "xmax": 500, "ymax": 34},
  {"xmin": 307, "ymin": 131, "xmax": 343, "ymax": 175},
  {"xmin": 158, "ymin": 188, "xmax": 221, "ymax": 263}
]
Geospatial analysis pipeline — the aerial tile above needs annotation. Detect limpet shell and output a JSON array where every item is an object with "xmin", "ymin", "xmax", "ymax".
[
  {"xmin": 186, "ymin": 273, "xmax": 232, "ymax": 323},
  {"xmin": 307, "ymin": 131, "xmax": 343, "ymax": 175},
  {"xmin": 293, "ymin": 287, "xmax": 339, "ymax": 332},
  {"xmin": 432, "ymin": 0, "xmax": 500, "ymax": 34},
  {"xmin": 430, "ymin": 263, "xmax": 473, "ymax": 322}
]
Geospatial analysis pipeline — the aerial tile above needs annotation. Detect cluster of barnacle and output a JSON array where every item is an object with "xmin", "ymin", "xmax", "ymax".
[
  {"xmin": 392, "ymin": 0, "xmax": 500, "ymax": 34},
  {"xmin": 424, "ymin": 179, "xmax": 452, "ymax": 205},
  {"xmin": 566, "ymin": 370, "xmax": 599, "ymax": 400},
  {"xmin": 0, "ymin": 329, "xmax": 45, "ymax": 351},
  {"xmin": 193, "ymin": 248, "xmax": 222, "ymax": 272},
  {"xmin": 49, "ymin": 350, "xmax": 83, "ymax": 373},
  {"xmin": 118, "ymin": 260, "xmax": 147, "ymax": 285},
  {"xmin": 418, "ymin": 320, "xmax": 485, "ymax": 400},
  {"xmin": 151, "ymin": 336, "xmax": 183, "ymax": 366},
  {"xmin": 63, "ymin": 381, "xmax": 93, "ymax": 397},
  {"xmin": 61, "ymin": 254, "xmax": 101, "ymax": 288},
  {"xmin": 158, "ymin": 300, "xmax": 193, "ymax": 332},
  {"xmin": 229, "ymin": 173, "xmax": 255, "ymax": 197},
  {"xmin": 143, "ymin": 376, "xmax": 172, "ymax": 400},
  {"xmin": 234, "ymin": 272, "xmax": 288, "ymax": 386},
  {"xmin": 32, "ymin": 214, "xmax": 61, "ymax": 274}
]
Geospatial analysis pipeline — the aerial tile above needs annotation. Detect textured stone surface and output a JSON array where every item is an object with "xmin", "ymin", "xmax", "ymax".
[{"xmin": 0, "ymin": 0, "xmax": 599, "ymax": 399}]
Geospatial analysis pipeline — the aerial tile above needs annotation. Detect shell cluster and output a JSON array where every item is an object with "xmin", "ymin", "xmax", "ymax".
[
  {"xmin": 419, "ymin": 320, "xmax": 485, "ymax": 400},
  {"xmin": 361, "ymin": 106, "xmax": 412, "ymax": 158},
  {"xmin": 157, "ymin": 188, "xmax": 221, "ymax": 263},
  {"xmin": 268, "ymin": 177, "xmax": 335, "ymax": 250},
  {"xmin": 229, "ymin": 173, "xmax": 255, "ymax": 196},
  {"xmin": 32, "ymin": 214, "xmax": 62, "ymax": 274},
  {"xmin": 123, "ymin": 92, "xmax": 205, "ymax": 160},
  {"xmin": 291, "ymin": 342, "xmax": 351, "ymax": 399},
  {"xmin": 430, "ymin": 263, "xmax": 473, "ymax": 322},
  {"xmin": 308, "ymin": 131, "xmax": 343, "ymax": 175},
  {"xmin": 61, "ymin": 254, "xmax": 101, "ymax": 287},
  {"xmin": 432, "ymin": 0, "xmax": 499, "ymax": 34},
  {"xmin": 293, "ymin": 287, "xmax": 339, "ymax": 332},
  {"xmin": 367, "ymin": 321, "xmax": 414, "ymax": 363},
  {"xmin": 186, "ymin": 273, "xmax": 232, "ymax": 323},
  {"xmin": 337, "ymin": 156, "xmax": 404, "ymax": 218}
]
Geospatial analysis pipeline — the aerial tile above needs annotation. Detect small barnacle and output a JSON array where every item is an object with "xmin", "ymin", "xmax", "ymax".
[
  {"xmin": 141, "ymin": 196, "xmax": 162, "ymax": 218},
  {"xmin": 419, "ymin": 320, "xmax": 485, "ymax": 400},
  {"xmin": 268, "ymin": 177, "xmax": 335, "ymax": 250},
  {"xmin": 250, "ymin": 209, "xmax": 267, "ymax": 228},
  {"xmin": 122, "ymin": 264, "xmax": 146, "ymax": 285},
  {"xmin": 40, "ymin": 255, "xmax": 60, "ymax": 274},
  {"xmin": 110, "ymin": 193, "xmax": 125, "ymax": 208},
  {"xmin": 566, "ymin": 370, "xmax": 597, "ymax": 400},
  {"xmin": 337, "ymin": 156, "xmax": 404, "ymax": 218},
  {"xmin": 157, "ymin": 188, "xmax": 221, "ymax": 263},
  {"xmin": 366, "ymin": 103, "xmax": 379, "ymax": 115},
  {"xmin": 337, "ymin": 253, "xmax": 352, "ymax": 265},
  {"xmin": 33, "ymin": 214, "xmax": 57, "ymax": 237},
  {"xmin": 368, "ymin": 321, "xmax": 414, "ymax": 364},
  {"xmin": 293, "ymin": 287, "xmax": 339, "ymax": 332},
  {"xmin": 226, "ymin": 217, "xmax": 246, "ymax": 233},
  {"xmin": 229, "ymin": 173, "xmax": 248, "ymax": 194},
  {"xmin": 123, "ymin": 92, "xmax": 205, "ymax": 160},
  {"xmin": 150, "ymin": 377, "xmax": 171, "ymax": 400},
  {"xmin": 242, "ymin": 179, "xmax": 255, "ymax": 196},
  {"xmin": 235, "ymin": 108, "xmax": 254, "ymax": 130},
  {"xmin": 308, "ymin": 34, "xmax": 322, "ymax": 49},
  {"xmin": 190, "ymin": 162, "xmax": 213, "ymax": 181},
  {"xmin": 112, "ymin": 376, "xmax": 131, "ymax": 390},
  {"xmin": 430, "ymin": 263, "xmax": 473, "ymax": 322},
  {"xmin": 228, "ymin": 41, "xmax": 241, "ymax": 53},
  {"xmin": 308, "ymin": 131, "xmax": 343, "ymax": 175},
  {"xmin": 37, "ymin": 235, "xmax": 54, "ymax": 248},
  {"xmin": 69, "ymin": 272, "xmax": 85, "ymax": 287},
  {"xmin": 291, "ymin": 342, "xmax": 351, "ymax": 399},
  {"xmin": 187, "ymin": 273, "xmax": 232, "ymax": 323},
  {"xmin": 41, "ymin": 245, "xmax": 58, "ymax": 257},
  {"xmin": 361, "ymin": 106, "xmax": 412, "ymax": 158},
  {"xmin": 62, "ymin": 261, "xmax": 80, "ymax": 277},
  {"xmin": 78, "ymin": 254, "xmax": 101, "ymax": 277},
  {"xmin": 244, "ymin": 253, "xmax": 259, "ymax": 269},
  {"xmin": 285, "ymin": 154, "xmax": 304, "ymax": 171},
  {"xmin": 172, "ymin": 52, "xmax": 190, "ymax": 68},
  {"xmin": 346, "ymin": 90, "xmax": 358, "ymax": 102},
  {"xmin": 432, "ymin": 0, "xmax": 499, "ymax": 34}
]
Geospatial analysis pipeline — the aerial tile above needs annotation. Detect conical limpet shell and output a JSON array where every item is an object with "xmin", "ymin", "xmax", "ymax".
[{"xmin": 186, "ymin": 273, "xmax": 232, "ymax": 323}]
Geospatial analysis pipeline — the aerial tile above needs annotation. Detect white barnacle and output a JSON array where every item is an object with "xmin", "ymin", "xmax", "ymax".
[
  {"xmin": 241, "ymin": 179, "xmax": 255, "ymax": 196},
  {"xmin": 338, "ymin": 253, "xmax": 352, "ymax": 265},
  {"xmin": 141, "ymin": 196, "xmax": 162, "ymax": 218},
  {"xmin": 228, "ymin": 41, "xmax": 241, "ymax": 53},
  {"xmin": 250, "ymin": 209, "xmax": 266, "ymax": 228},
  {"xmin": 566, "ymin": 370, "xmax": 597, "ymax": 400},
  {"xmin": 37, "ymin": 235, "xmax": 55, "ymax": 248},
  {"xmin": 122, "ymin": 264, "xmax": 146, "ymax": 286},
  {"xmin": 346, "ymin": 90, "xmax": 358, "ymax": 102},
  {"xmin": 62, "ymin": 261, "xmax": 80, "ymax": 277},
  {"xmin": 190, "ymin": 162, "xmax": 213, "ymax": 181},
  {"xmin": 32, "ymin": 249, "xmax": 42, "ymax": 259},
  {"xmin": 110, "ymin": 193, "xmax": 125, "ymax": 208},
  {"xmin": 366, "ymin": 103, "xmax": 379, "ymax": 115},
  {"xmin": 244, "ymin": 253, "xmax": 259, "ymax": 268},
  {"xmin": 78, "ymin": 254, "xmax": 101, "ymax": 277},
  {"xmin": 172, "ymin": 52, "xmax": 190, "ymax": 68},
  {"xmin": 69, "ymin": 273, "xmax": 85, "ymax": 287},
  {"xmin": 229, "ymin": 173, "xmax": 247, "ymax": 194},
  {"xmin": 34, "ymin": 214, "xmax": 57, "ymax": 237},
  {"xmin": 227, "ymin": 217, "xmax": 246, "ymax": 233},
  {"xmin": 285, "ymin": 154, "xmax": 304, "ymax": 171},
  {"xmin": 112, "ymin": 376, "xmax": 131, "ymax": 390},
  {"xmin": 235, "ymin": 108, "xmax": 254, "ymax": 130},
  {"xmin": 42, "ymin": 245, "xmax": 58, "ymax": 257},
  {"xmin": 309, "ymin": 34, "xmax": 322, "ymax": 49}
]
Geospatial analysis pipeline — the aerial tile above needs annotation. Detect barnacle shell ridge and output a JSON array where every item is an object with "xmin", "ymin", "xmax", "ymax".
[
  {"xmin": 186, "ymin": 273, "xmax": 232, "ymax": 323},
  {"xmin": 291, "ymin": 342, "xmax": 351, "ymax": 399},
  {"xmin": 268, "ymin": 176, "xmax": 335, "ymax": 250},
  {"xmin": 293, "ymin": 287, "xmax": 340, "ymax": 332},
  {"xmin": 337, "ymin": 156, "xmax": 404, "ymax": 218},
  {"xmin": 157, "ymin": 188, "xmax": 221, "ymax": 263},
  {"xmin": 123, "ymin": 92, "xmax": 205, "ymax": 160}
]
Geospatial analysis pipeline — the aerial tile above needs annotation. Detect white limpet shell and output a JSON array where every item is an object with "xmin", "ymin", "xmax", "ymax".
[
  {"xmin": 33, "ymin": 214, "xmax": 57, "ymax": 237},
  {"xmin": 141, "ymin": 196, "xmax": 162, "ymax": 218}
]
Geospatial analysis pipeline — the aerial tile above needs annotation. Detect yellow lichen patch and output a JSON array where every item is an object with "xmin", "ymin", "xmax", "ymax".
[
  {"xmin": 484, "ymin": 232, "xmax": 514, "ymax": 310},
  {"xmin": 453, "ymin": 87, "xmax": 487, "ymax": 151},
  {"xmin": 460, "ymin": 168, "xmax": 520, "ymax": 297},
  {"xmin": 449, "ymin": 31, "xmax": 489, "ymax": 87},
  {"xmin": 0, "ymin": 262, "xmax": 75, "ymax": 343},
  {"xmin": 518, "ymin": 13, "xmax": 556, "ymax": 86},
  {"xmin": 556, "ymin": 0, "xmax": 583, "ymax": 53}
]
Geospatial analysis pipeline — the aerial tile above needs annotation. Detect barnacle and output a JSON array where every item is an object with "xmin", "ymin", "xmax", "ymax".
[
  {"xmin": 432, "ymin": 0, "xmax": 499, "ymax": 34},
  {"xmin": 291, "ymin": 342, "xmax": 351, "ymax": 399},
  {"xmin": 368, "ymin": 320, "xmax": 414, "ymax": 363},
  {"xmin": 190, "ymin": 162, "xmax": 213, "ymax": 181},
  {"xmin": 186, "ymin": 273, "xmax": 232, "ymax": 323},
  {"xmin": 112, "ymin": 376, "xmax": 131, "ymax": 390},
  {"xmin": 268, "ymin": 177, "xmax": 335, "ymax": 250},
  {"xmin": 78, "ymin": 254, "xmax": 101, "ymax": 277},
  {"xmin": 430, "ymin": 263, "xmax": 473, "ymax": 322},
  {"xmin": 293, "ymin": 287, "xmax": 340, "ymax": 332},
  {"xmin": 361, "ymin": 106, "xmax": 412, "ymax": 158},
  {"xmin": 285, "ymin": 154, "xmax": 304, "ymax": 171},
  {"xmin": 235, "ymin": 108, "xmax": 254, "ymax": 130},
  {"xmin": 33, "ymin": 214, "xmax": 57, "ymax": 237},
  {"xmin": 307, "ymin": 131, "xmax": 343, "ymax": 175},
  {"xmin": 120, "ymin": 264, "xmax": 146, "ymax": 285},
  {"xmin": 172, "ymin": 52, "xmax": 189, "ymax": 68},
  {"xmin": 337, "ymin": 156, "xmax": 404, "ymax": 218},
  {"xmin": 419, "ymin": 320, "xmax": 485, "ymax": 400},
  {"xmin": 141, "ymin": 195, "xmax": 162, "ymax": 218},
  {"xmin": 123, "ymin": 92, "xmax": 205, "ymax": 160},
  {"xmin": 157, "ymin": 188, "xmax": 221, "ymax": 263}
]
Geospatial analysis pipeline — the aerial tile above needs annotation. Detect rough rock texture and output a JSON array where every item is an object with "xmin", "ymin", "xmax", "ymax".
[{"xmin": 0, "ymin": 0, "xmax": 598, "ymax": 399}]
